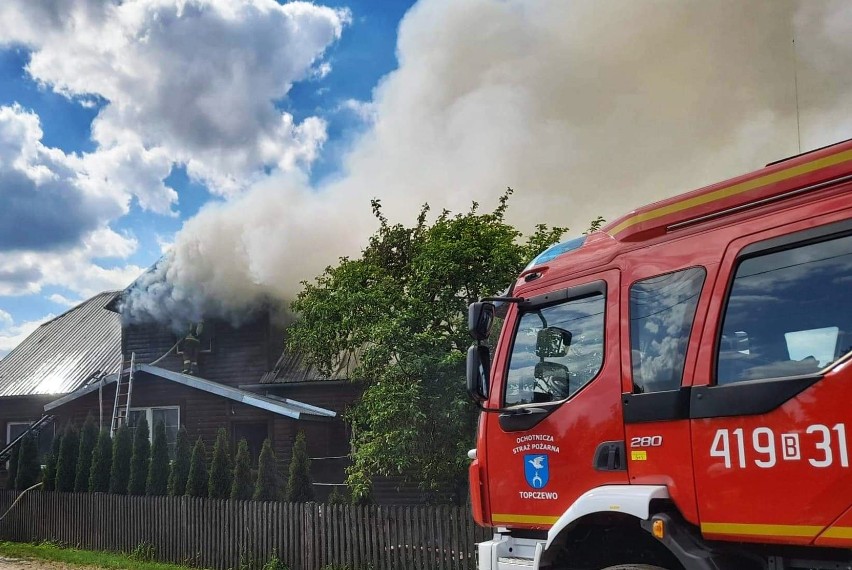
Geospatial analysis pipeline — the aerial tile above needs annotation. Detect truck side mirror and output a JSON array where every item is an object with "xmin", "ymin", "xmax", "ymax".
[
  {"xmin": 468, "ymin": 302, "xmax": 496, "ymax": 341},
  {"xmin": 536, "ymin": 327, "xmax": 572, "ymax": 358},
  {"xmin": 466, "ymin": 344, "xmax": 491, "ymax": 401}
]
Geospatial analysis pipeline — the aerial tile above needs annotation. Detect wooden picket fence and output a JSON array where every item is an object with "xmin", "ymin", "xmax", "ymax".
[{"xmin": 0, "ymin": 491, "xmax": 490, "ymax": 570}]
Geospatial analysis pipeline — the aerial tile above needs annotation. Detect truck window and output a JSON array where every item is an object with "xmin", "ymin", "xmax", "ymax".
[
  {"xmin": 716, "ymin": 233, "xmax": 852, "ymax": 385},
  {"xmin": 629, "ymin": 267, "xmax": 705, "ymax": 393},
  {"xmin": 504, "ymin": 292, "xmax": 605, "ymax": 406}
]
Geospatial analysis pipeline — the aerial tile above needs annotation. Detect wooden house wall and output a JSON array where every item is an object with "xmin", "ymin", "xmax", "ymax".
[{"xmin": 123, "ymin": 316, "xmax": 276, "ymax": 388}]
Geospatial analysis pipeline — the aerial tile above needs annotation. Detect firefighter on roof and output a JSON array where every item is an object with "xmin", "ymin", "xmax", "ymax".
[{"xmin": 182, "ymin": 321, "xmax": 203, "ymax": 375}]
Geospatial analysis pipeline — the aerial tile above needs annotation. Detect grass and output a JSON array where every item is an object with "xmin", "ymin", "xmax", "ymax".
[{"xmin": 0, "ymin": 541, "xmax": 200, "ymax": 570}]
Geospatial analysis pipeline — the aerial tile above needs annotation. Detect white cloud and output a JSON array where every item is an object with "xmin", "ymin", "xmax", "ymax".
[
  {"xmin": 0, "ymin": 312, "xmax": 53, "ymax": 359},
  {"xmin": 0, "ymin": 0, "xmax": 349, "ymax": 197},
  {"xmin": 47, "ymin": 294, "xmax": 81, "ymax": 308}
]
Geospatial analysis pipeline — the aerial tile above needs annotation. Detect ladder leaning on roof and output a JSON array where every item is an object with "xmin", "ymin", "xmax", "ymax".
[
  {"xmin": 0, "ymin": 415, "xmax": 56, "ymax": 463},
  {"xmin": 110, "ymin": 352, "xmax": 136, "ymax": 436}
]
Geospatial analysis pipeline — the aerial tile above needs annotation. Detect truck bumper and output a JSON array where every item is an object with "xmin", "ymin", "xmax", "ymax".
[{"xmin": 476, "ymin": 533, "xmax": 546, "ymax": 570}]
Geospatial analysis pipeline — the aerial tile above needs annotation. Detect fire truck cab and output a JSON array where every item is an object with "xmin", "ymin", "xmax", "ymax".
[{"xmin": 466, "ymin": 140, "xmax": 852, "ymax": 570}]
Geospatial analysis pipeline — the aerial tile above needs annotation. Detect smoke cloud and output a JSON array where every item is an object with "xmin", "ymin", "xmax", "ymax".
[{"xmin": 121, "ymin": 0, "xmax": 852, "ymax": 326}]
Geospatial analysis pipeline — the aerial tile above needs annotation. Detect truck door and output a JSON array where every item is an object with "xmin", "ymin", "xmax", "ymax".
[
  {"xmin": 690, "ymin": 220, "xmax": 852, "ymax": 545},
  {"xmin": 484, "ymin": 270, "xmax": 627, "ymax": 529}
]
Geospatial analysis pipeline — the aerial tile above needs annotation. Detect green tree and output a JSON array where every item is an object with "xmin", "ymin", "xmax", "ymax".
[
  {"xmin": 230, "ymin": 438, "xmax": 253, "ymax": 501},
  {"xmin": 288, "ymin": 191, "xmax": 568, "ymax": 502},
  {"xmin": 42, "ymin": 434, "xmax": 61, "ymax": 492},
  {"xmin": 55, "ymin": 425, "xmax": 79, "ymax": 492},
  {"xmin": 185, "ymin": 437, "xmax": 208, "ymax": 498},
  {"xmin": 15, "ymin": 433, "xmax": 40, "ymax": 490},
  {"xmin": 109, "ymin": 424, "xmax": 132, "ymax": 494},
  {"xmin": 74, "ymin": 414, "xmax": 98, "ymax": 492},
  {"xmin": 208, "ymin": 427, "xmax": 232, "ymax": 499},
  {"xmin": 168, "ymin": 427, "xmax": 191, "ymax": 496},
  {"xmin": 6, "ymin": 443, "xmax": 19, "ymax": 490},
  {"xmin": 286, "ymin": 431, "xmax": 314, "ymax": 502},
  {"xmin": 253, "ymin": 439, "xmax": 280, "ymax": 501},
  {"xmin": 146, "ymin": 421, "xmax": 170, "ymax": 495},
  {"xmin": 128, "ymin": 417, "xmax": 150, "ymax": 495},
  {"xmin": 89, "ymin": 429, "xmax": 112, "ymax": 492}
]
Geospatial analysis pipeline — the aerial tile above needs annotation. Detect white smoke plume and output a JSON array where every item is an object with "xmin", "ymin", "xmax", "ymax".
[{"xmin": 120, "ymin": 0, "xmax": 852, "ymax": 326}]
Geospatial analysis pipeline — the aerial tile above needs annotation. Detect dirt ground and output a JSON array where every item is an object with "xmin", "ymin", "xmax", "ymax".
[{"xmin": 0, "ymin": 557, "xmax": 104, "ymax": 570}]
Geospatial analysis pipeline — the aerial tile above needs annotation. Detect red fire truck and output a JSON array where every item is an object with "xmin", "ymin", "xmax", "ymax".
[{"xmin": 466, "ymin": 139, "xmax": 852, "ymax": 570}]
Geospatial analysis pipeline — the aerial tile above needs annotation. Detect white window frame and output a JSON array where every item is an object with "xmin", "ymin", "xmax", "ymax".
[
  {"xmin": 127, "ymin": 406, "xmax": 181, "ymax": 437},
  {"xmin": 6, "ymin": 421, "xmax": 33, "ymax": 444}
]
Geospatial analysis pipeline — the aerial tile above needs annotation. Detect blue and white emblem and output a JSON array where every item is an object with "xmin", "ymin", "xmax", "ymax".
[{"xmin": 524, "ymin": 454, "xmax": 549, "ymax": 489}]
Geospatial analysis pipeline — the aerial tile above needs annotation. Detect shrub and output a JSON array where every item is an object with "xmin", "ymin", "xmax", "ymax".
[
  {"xmin": 168, "ymin": 427, "xmax": 191, "ymax": 496},
  {"xmin": 74, "ymin": 415, "xmax": 98, "ymax": 492},
  {"xmin": 253, "ymin": 439, "xmax": 280, "ymax": 501},
  {"xmin": 128, "ymin": 416, "xmax": 150, "ymax": 495},
  {"xmin": 146, "ymin": 421, "xmax": 169, "ymax": 495},
  {"xmin": 327, "ymin": 485, "xmax": 349, "ymax": 505},
  {"xmin": 262, "ymin": 552, "xmax": 289, "ymax": 570},
  {"xmin": 55, "ymin": 425, "xmax": 79, "ymax": 492},
  {"xmin": 15, "ymin": 433, "xmax": 40, "ymax": 490},
  {"xmin": 89, "ymin": 429, "xmax": 112, "ymax": 492},
  {"xmin": 286, "ymin": 431, "xmax": 314, "ymax": 503},
  {"xmin": 208, "ymin": 427, "xmax": 232, "ymax": 499},
  {"xmin": 231, "ymin": 438, "xmax": 253, "ymax": 501},
  {"xmin": 109, "ymin": 424, "xmax": 132, "ymax": 494},
  {"xmin": 185, "ymin": 437, "xmax": 208, "ymax": 498},
  {"xmin": 42, "ymin": 434, "xmax": 62, "ymax": 492}
]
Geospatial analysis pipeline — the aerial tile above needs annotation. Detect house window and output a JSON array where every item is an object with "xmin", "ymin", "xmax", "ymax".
[
  {"xmin": 232, "ymin": 422, "xmax": 269, "ymax": 465},
  {"xmin": 127, "ymin": 407, "xmax": 180, "ymax": 458},
  {"xmin": 175, "ymin": 322, "xmax": 215, "ymax": 354},
  {"xmin": 6, "ymin": 421, "xmax": 55, "ymax": 464}
]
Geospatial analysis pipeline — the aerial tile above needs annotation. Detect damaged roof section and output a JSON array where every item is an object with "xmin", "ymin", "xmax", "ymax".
[
  {"xmin": 0, "ymin": 291, "xmax": 122, "ymax": 397},
  {"xmin": 260, "ymin": 343, "xmax": 357, "ymax": 384}
]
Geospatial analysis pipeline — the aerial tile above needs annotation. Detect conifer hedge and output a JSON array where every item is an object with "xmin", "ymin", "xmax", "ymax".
[
  {"xmin": 231, "ymin": 438, "xmax": 253, "ymax": 501},
  {"xmin": 146, "ymin": 420, "xmax": 169, "ymax": 496},
  {"xmin": 253, "ymin": 439, "xmax": 280, "ymax": 501},
  {"xmin": 168, "ymin": 427, "xmax": 191, "ymax": 496},
  {"xmin": 15, "ymin": 433, "xmax": 40, "ymax": 490},
  {"xmin": 42, "ymin": 434, "xmax": 61, "ymax": 492},
  {"xmin": 89, "ymin": 429, "xmax": 112, "ymax": 492},
  {"xmin": 109, "ymin": 424, "xmax": 132, "ymax": 494},
  {"xmin": 74, "ymin": 415, "xmax": 98, "ymax": 492},
  {"xmin": 6, "ymin": 444, "xmax": 18, "ymax": 491},
  {"xmin": 55, "ymin": 426, "xmax": 79, "ymax": 492},
  {"xmin": 186, "ymin": 437, "xmax": 208, "ymax": 498},
  {"xmin": 286, "ymin": 431, "xmax": 314, "ymax": 502},
  {"xmin": 208, "ymin": 427, "xmax": 232, "ymax": 499},
  {"xmin": 128, "ymin": 417, "xmax": 150, "ymax": 495}
]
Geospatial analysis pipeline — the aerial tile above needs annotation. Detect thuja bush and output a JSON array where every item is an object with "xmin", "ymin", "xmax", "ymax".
[
  {"xmin": 89, "ymin": 429, "xmax": 112, "ymax": 492},
  {"xmin": 146, "ymin": 421, "xmax": 169, "ymax": 496},
  {"xmin": 168, "ymin": 427, "xmax": 191, "ymax": 496},
  {"xmin": 128, "ymin": 417, "xmax": 150, "ymax": 495},
  {"xmin": 15, "ymin": 433, "xmax": 40, "ymax": 490},
  {"xmin": 55, "ymin": 425, "xmax": 79, "ymax": 492},
  {"xmin": 231, "ymin": 438, "xmax": 253, "ymax": 501},
  {"xmin": 109, "ymin": 424, "xmax": 132, "ymax": 494},
  {"xmin": 42, "ymin": 435, "xmax": 62, "ymax": 492},
  {"xmin": 286, "ymin": 431, "xmax": 314, "ymax": 503},
  {"xmin": 253, "ymin": 439, "xmax": 281, "ymax": 501},
  {"xmin": 74, "ymin": 415, "xmax": 98, "ymax": 492},
  {"xmin": 208, "ymin": 427, "xmax": 232, "ymax": 499},
  {"xmin": 186, "ymin": 437, "xmax": 208, "ymax": 498}
]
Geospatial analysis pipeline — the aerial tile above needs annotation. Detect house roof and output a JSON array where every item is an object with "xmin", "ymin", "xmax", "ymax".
[
  {"xmin": 0, "ymin": 291, "xmax": 122, "ymax": 397},
  {"xmin": 45, "ymin": 364, "xmax": 336, "ymax": 420},
  {"xmin": 260, "ymin": 345, "xmax": 356, "ymax": 384}
]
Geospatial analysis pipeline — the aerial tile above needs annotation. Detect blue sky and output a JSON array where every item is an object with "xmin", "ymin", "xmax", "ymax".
[{"xmin": 1, "ymin": 0, "xmax": 849, "ymax": 355}]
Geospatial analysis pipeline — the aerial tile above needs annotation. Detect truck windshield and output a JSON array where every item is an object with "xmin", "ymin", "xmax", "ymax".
[{"xmin": 504, "ymin": 293, "xmax": 605, "ymax": 406}]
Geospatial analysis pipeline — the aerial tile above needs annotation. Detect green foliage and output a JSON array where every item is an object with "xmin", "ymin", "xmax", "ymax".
[
  {"xmin": 185, "ymin": 437, "xmax": 208, "ymax": 498},
  {"xmin": 326, "ymin": 485, "xmax": 348, "ymax": 505},
  {"xmin": 288, "ymin": 190, "xmax": 569, "ymax": 502},
  {"xmin": 584, "ymin": 215, "xmax": 606, "ymax": 234},
  {"xmin": 74, "ymin": 415, "xmax": 98, "ymax": 492},
  {"xmin": 128, "ymin": 541, "xmax": 156, "ymax": 562},
  {"xmin": 42, "ymin": 435, "xmax": 61, "ymax": 492},
  {"xmin": 6, "ymin": 442, "xmax": 19, "ymax": 490},
  {"xmin": 285, "ymin": 431, "xmax": 314, "ymax": 503},
  {"xmin": 261, "ymin": 552, "xmax": 289, "ymax": 570},
  {"xmin": 230, "ymin": 438, "xmax": 253, "ymax": 501},
  {"xmin": 208, "ymin": 427, "xmax": 232, "ymax": 499},
  {"xmin": 109, "ymin": 424, "xmax": 132, "ymax": 494},
  {"xmin": 253, "ymin": 439, "xmax": 280, "ymax": 501},
  {"xmin": 128, "ymin": 417, "xmax": 150, "ymax": 495},
  {"xmin": 168, "ymin": 427, "xmax": 191, "ymax": 496},
  {"xmin": 89, "ymin": 429, "xmax": 112, "ymax": 492},
  {"xmin": 146, "ymin": 421, "xmax": 170, "ymax": 496},
  {"xmin": 15, "ymin": 433, "xmax": 40, "ymax": 490},
  {"xmin": 55, "ymin": 425, "xmax": 80, "ymax": 492}
]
